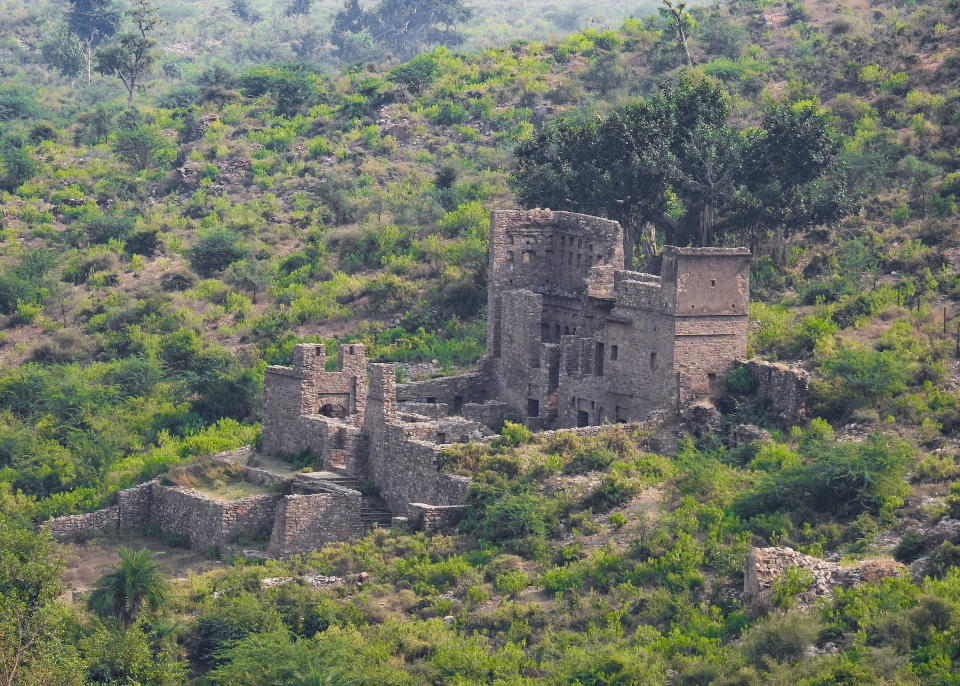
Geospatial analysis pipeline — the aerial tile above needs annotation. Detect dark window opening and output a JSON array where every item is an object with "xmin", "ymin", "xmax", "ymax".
[
  {"xmin": 527, "ymin": 398, "xmax": 540, "ymax": 417},
  {"xmin": 541, "ymin": 323, "xmax": 550, "ymax": 342},
  {"xmin": 610, "ymin": 345, "xmax": 618, "ymax": 361},
  {"xmin": 315, "ymin": 347, "xmax": 323, "ymax": 357},
  {"xmin": 595, "ymin": 342, "xmax": 605, "ymax": 376},
  {"xmin": 564, "ymin": 326, "xmax": 570, "ymax": 336},
  {"xmin": 577, "ymin": 410, "xmax": 589, "ymax": 427},
  {"xmin": 708, "ymin": 372, "xmax": 716, "ymax": 381},
  {"xmin": 650, "ymin": 352, "xmax": 657, "ymax": 369},
  {"xmin": 711, "ymin": 279, "xmax": 716, "ymax": 287},
  {"xmin": 437, "ymin": 432, "xmax": 447, "ymax": 443},
  {"xmin": 320, "ymin": 403, "xmax": 347, "ymax": 418},
  {"xmin": 453, "ymin": 395, "xmax": 464, "ymax": 413},
  {"xmin": 426, "ymin": 396, "xmax": 436, "ymax": 404}
]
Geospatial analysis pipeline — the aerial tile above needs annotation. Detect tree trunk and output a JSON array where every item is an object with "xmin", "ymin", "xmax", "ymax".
[
  {"xmin": 698, "ymin": 201, "xmax": 714, "ymax": 246},
  {"xmin": 85, "ymin": 40, "xmax": 92, "ymax": 84}
]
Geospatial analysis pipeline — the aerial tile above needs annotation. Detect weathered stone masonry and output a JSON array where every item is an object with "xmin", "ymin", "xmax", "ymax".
[
  {"xmin": 48, "ymin": 208, "xmax": 811, "ymax": 557},
  {"xmin": 401, "ymin": 209, "xmax": 753, "ymax": 430}
]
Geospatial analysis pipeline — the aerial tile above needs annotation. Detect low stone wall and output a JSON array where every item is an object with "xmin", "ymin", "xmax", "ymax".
[
  {"xmin": 397, "ymin": 372, "xmax": 487, "ymax": 409},
  {"xmin": 744, "ymin": 546, "xmax": 903, "ymax": 607},
  {"xmin": 409, "ymin": 503, "xmax": 468, "ymax": 533},
  {"xmin": 44, "ymin": 506, "xmax": 120, "ymax": 540},
  {"xmin": 742, "ymin": 359, "xmax": 810, "ymax": 427},
  {"xmin": 268, "ymin": 489, "xmax": 363, "ymax": 556}
]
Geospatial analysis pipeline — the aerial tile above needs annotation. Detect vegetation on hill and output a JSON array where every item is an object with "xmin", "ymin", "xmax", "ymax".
[{"xmin": 3, "ymin": 0, "xmax": 960, "ymax": 680}]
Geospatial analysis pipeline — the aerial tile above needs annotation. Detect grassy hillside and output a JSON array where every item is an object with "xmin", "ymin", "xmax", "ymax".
[{"xmin": 4, "ymin": 0, "xmax": 960, "ymax": 681}]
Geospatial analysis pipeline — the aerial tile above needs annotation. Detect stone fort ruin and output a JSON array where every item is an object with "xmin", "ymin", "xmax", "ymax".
[{"xmin": 48, "ymin": 209, "xmax": 806, "ymax": 556}]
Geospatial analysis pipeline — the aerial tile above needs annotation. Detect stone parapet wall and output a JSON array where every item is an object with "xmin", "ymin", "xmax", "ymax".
[
  {"xmin": 745, "ymin": 546, "xmax": 903, "ymax": 607},
  {"xmin": 409, "ymin": 504, "xmax": 468, "ymax": 533}
]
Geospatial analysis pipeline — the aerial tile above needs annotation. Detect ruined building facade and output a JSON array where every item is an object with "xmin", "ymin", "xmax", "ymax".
[{"xmin": 393, "ymin": 209, "xmax": 752, "ymax": 430}]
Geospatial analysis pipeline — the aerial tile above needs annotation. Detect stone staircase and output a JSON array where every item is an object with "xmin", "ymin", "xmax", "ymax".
[{"xmin": 313, "ymin": 470, "xmax": 393, "ymax": 530}]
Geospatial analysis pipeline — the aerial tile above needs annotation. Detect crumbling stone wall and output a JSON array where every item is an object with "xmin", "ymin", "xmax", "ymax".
[
  {"xmin": 742, "ymin": 360, "xmax": 810, "ymax": 426},
  {"xmin": 148, "ymin": 486, "xmax": 279, "ymax": 552},
  {"xmin": 409, "ymin": 504, "xmax": 468, "ymax": 533},
  {"xmin": 363, "ymin": 364, "xmax": 473, "ymax": 517},
  {"xmin": 397, "ymin": 373, "xmax": 488, "ymax": 412},
  {"xmin": 44, "ymin": 507, "xmax": 120, "ymax": 540},
  {"xmin": 745, "ymin": 546, "xmax": 903, "ymax": 607},
  {"xmin": 261, "ymin": 344, "xmax": 367, "ymax": 456},
  {"xmin": 268, "ymin": 488, "xmax": 363, "ymax": 556}
]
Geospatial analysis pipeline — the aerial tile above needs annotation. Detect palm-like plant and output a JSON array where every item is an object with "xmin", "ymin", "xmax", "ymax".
[{"xmin": 87, "ymin": 547, "xmax": 167, "ymax": 627}]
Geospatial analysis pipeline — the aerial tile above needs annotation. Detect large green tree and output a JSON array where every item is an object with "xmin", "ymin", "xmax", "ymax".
[
  {"xmin": 65, "ymin": 0, "xmax": 121, "ymax": 84},
  {"xmin": 331, "ymin": 0, "xmax": 473, "ymax": 62},
  {"xmin": 512, "ymin": 75, "xmax": 853, "ymax": 262},
  {"xmin": 0, "ymin": 524, "xmax": 84, "ymax": 686}
]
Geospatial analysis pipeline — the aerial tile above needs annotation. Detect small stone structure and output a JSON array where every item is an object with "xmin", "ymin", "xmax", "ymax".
[
  {"xmin": 744, "ymin": 546, "xmax": 904, "ymax": 608},
  {"xmin": 45, "ymin": 462, "xmax": 366, "ymax": 557}
]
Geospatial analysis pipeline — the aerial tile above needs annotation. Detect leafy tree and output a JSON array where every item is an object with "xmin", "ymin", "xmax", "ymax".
[
  {"xmin": 111, "ymin": 118, "xmax": 175, "ymax": 171},
  {"xmin": 41, "ymin": 26, "xmax": 86, "ymax": 79},
  {"xmin": 283, "ymin": 0, "xmax": 313, "ymax": 18},
  {"xmin": 65, "ymin": 0, "xmax": 121, "ymax": 84},
  {"xmin": 87, "ymin": 547, "xmax": 167, "ymax": 627},
  {"xmin": 0, "ymin": 140, "xmax": 36, "ymax": 193},
  {"xmin": 94, "ymin": 0, "xmax": 161, "ymax": 104},
  {"xmin": 388, "ymin": 53, "xmax": 441, "ymax": 94},
  {"xmin": 659, "ymin": 0, "xmax": 696, "ymax": 68},
  {"xmin": 81, "ymin": 624, "xmax": 185, "ymax": 684},
  {"xmin": 189, "ymin": 230, "xmax": 249, "ymax": 275},
  {"xmin": 0, "ymin": 87, "xmax": 40, "ymax": 123},
  {"xmin": 0, "ymin": 524, "xmax": 83, "ymax": 686},
  {"xmin": 512, "ymin": 75, "xmax": 851, "ymax": 259},
  {"xmin": 228, "ymin": 0, "xmax": 262, "ymax": 23},
  {"xmin": 331, "ymin": 0, "xmax": 473, "ymax": 62}
]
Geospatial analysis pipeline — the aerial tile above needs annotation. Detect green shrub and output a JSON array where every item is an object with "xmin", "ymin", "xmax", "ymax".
[
  {"xmin": 771, "ymin": 566, "xmax": 815, "ymax": 609},
  {"xmin": 479, "ymin": 493, "xmax": 555, "ymax": 547},
  {"xmin": 498, "ymin": 421, "xmax": 532, "ymax": 447},
  {"xmin": 741, "ymin": 611, "xmax": 820, "ymax": 666},
  {"xmin": 189, "ymin": 230, "xmax": 249, "ymax": 275},
  {"xmin": 894, "ymin": 531, "xmax": 926, "ymax": 563},
  {"xmin": 726, "ymin": 365, "xmax": 757, "ymax": 394}
]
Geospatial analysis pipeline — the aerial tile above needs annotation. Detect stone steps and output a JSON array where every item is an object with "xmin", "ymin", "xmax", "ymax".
[{"xmin": 312, "ymin": 470, "xmax": 392, "ymax": 530}]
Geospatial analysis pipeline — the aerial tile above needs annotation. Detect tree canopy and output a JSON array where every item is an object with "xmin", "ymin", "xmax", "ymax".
[
  {"xmin": 512, "ymin": 74, "xmax": 853, "ymax": 259},
  {"xmin": 331, "ymin": 0, "xmax": 474, "ymax": 62}
]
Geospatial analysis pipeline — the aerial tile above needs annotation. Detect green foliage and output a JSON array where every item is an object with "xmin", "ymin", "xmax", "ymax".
[
  {"xmin": 189, "ymin": 230, "xmax": 249, "ymax": 275},
  {"xmin": 499, "ymin": 420, "xmax": 533, "ymax": 447},
  {"xmin": 87, "ymin": 547, "xmax": 167, "ymax": 627},
  {"xmin": 771, "ymin": 566, "xmax": 815, "ymax": 609}
]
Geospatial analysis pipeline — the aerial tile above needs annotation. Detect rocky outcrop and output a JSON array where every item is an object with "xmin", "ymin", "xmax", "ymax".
[{"xmin": 745, "ymin": 546, "xmax": 904, "ymax": 608}]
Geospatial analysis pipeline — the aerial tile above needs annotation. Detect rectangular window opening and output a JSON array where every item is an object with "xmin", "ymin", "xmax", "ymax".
[
  {"xmin": 610, "ymin": 344, "xmax": 619, "ymax": 361},
  {"xmin": 595, "ymin": 342, "xmax": 605, "ymax": 377},
  {"xmin": 527, "ymin": 398, "xmax": 540, "ymax": 418}
]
